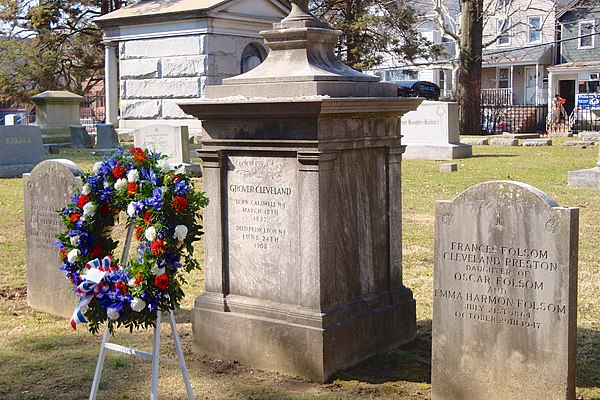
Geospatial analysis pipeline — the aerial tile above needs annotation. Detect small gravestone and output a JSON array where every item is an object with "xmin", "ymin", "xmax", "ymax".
[
  {"xmin": 134, "ymin": 124, "xmax": 200, "ymax": 175},
  {"xmin": 568, "ymin": 145, "xmax": 600, "ymax": 189},
  {"xmin": 462, "ymin": 137, "xmax": 489, "ymax": 146},
  {"xmin": 70, "ymin": 125, "xmax": 93, "ymax": 148},
  {"xmin": 0, "ymin": 125, "xmax": 45, "ymax": 178},
  {"xmin": 490, "ymin": 138, "xmax": 518, "ymax": 146},
  {"xmin": 24, "ymin": 159, "xmax": 83, "ymax": 318},
  {"xmin": 432, "ymin": 181, "xmax": 578, "ymax": 400},
  {"xmin": 5, "ymin": 114, "xmax": 16, "ymax": 125},
  {"xmin": 523, "ymin": 138, "xmax": 552, "ymax": 147},
  {"xmin": 440, "ymin": 163, "xmax": 457, "ymax": 172},
  {"xmin": 95, "ymin": 123, "xmax": 119, "ymax": 152}
]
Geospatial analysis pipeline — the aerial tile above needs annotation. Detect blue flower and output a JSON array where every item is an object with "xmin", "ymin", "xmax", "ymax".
[
  {"xmin": 144, "ymin": 187, "xmax": 163, "ymax": 211},
  {"xmin": 174, "ymin": 179, "xmax": 190, "ymax": 197}
]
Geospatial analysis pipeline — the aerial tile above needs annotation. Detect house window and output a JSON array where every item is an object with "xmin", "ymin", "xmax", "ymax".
[
  {"xmin": 497, "ymin": 18, "xmax": 511, "ymax": 46},
  {"xmin": 579, "ymin": 20, "xmax": 595, "ymax": 49},
  {"xmin": 496, "ymin": 0, "xmax": 509, "ymax": 11},
  {"xmin": 527, "ymin": 16, "xmax": 542, "ymax": 43},
  {"xmin": 438, "ymin": 70, "xmax": 445, "ymax": 90},
  {"xmin": 498, "ymin": 68, "xmax": 510, "ymax": 88}
]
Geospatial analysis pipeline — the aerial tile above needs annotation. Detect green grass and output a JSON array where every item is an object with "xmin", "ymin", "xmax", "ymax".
[{"xmin": 0, "ymin": 138, "xmax": 599, "ymax": 399}]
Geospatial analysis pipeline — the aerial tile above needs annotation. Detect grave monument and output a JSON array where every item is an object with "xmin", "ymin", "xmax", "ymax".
[
  {"xmin": 179, "ymin": 0, "xmax": 419, "ymax": 382},
  {"xmin": 0, "ymin": 125, "xmax": 45, "ymax": 178},
  {"xmin": 133, "ymin": 124, "xmax": 200, "ymax": 175},
  {"xmin": 31, "ymin": 90, "xmax": 83, "ymax": 144},
  {"xmin": 24, "ymin": 159, "xmax": 83, "ymax": 318},
  {"xmin": 568, "ymin": 145, "xmax": 600, "ymax": 189},
  {"xmin": 432, "ymin": 181, "xmax": 578, "ymax": 400}
]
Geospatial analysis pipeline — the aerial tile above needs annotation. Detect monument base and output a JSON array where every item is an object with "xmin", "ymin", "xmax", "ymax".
[
  {"xmin": 568, "ymin": 167, "xmax": 600, "ymax": 189},
  {"xmin": 192, "ymin": 288, "xmax": 416, "ymax": 383},
  {"xmin": 40, "ymin": 128, "xmax": 71, "ymax": 144},
  {"xmin": 402, "ymin": 143, "xmax": 472, "ymax": 160}
]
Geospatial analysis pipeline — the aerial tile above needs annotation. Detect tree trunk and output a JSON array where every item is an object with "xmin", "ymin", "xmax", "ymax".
[{"xmin": 457, "ymin": 0, "xmax": 483, "ymax": 134}]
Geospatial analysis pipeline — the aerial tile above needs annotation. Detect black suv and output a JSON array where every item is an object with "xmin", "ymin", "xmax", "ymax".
[{"xmin": 396, "ymin": 81, "xmax": 441, "ymax": 100}]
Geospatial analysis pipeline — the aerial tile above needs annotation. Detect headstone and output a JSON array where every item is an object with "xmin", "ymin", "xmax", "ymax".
[
  {"xmin": 44, "ymin": 144, "xmax": 61, "ymax": 155},
  {"xmin": 440, "ymin": 163, "xmax": 457, "ymax": 172},
  {"xmin": 580, "ymin": 131, "xmax": 600, "ymax": 142},
  {"xmin": 462, "ymin": 137, "xmax": 489, "ymax": 146},
  {"xmin": 5, "ymin": 113, "xmax": 16, "ymax": 125},
  {"xmin": 95, "ymin": 123, "xmax": 119, "ymax": 151},
  {"xmin": 401, "ymin": 101, "xmax": 472, "ymax": 160},
  {"xmin": 563, "ymin": 140, "xmax": 594, "ymax": 148},
  {"xmin": 523, "ymin": 138, "xmax": 552, "ymax": 147},
  {"xmin": 0, "ymin": 126, "xmax": 45, "ymax": 178},
  {"xmin": 568, "ymin": 145, "xmax": 600, "ymax": 189},
  {"xmin": 133, "ymin": 124, "xmax": 200, "ymax": 175},
  {"xmin": 70, "ymin": 125, "xmax": 93, "ymax": 148},
  {"xmin": 432, "ymin": 181, "xmax": 578, "ymax": 400},
  {"xmin": 179, "ymin": 0, "xmax": 418, "ymax": 383},
  {"xmin": 490, "ymin": 138, "xmax": 518, "ymax": 146},
  {"xmin": 31, "ymin": 90, "xmax": 83, "ymax": 144},
  {"xmin": 24, "ymin": 159, "xmax": 83, "ymax": 318}
]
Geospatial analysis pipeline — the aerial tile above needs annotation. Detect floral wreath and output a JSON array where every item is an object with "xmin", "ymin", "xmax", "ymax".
[{"xmin": 56, "ymin": 147, "xmax": 208, "ymax": 334}]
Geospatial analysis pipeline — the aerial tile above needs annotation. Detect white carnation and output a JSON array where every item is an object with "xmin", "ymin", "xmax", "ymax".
[
  {"xmin": 93, "ymin": 162, "xmax": 103, "ymax": 175},
  {"xmin": 82, "ymin": 202, "xmax": 96, "ymax": 217},
  {"xmin": 145, "ymin": 226, "xmax": 157, "ymax": 242},
  {"xmin": 127, "ymin": 169, "xmax": 139, "ymax": 183},
  {"xmin": 127, "ymin": 202, "xmax": 137, "ymax": 218},
  {"xmin": 158, "ymin": 159, "xmax": 172, "ymax": 173},
  {"xmin": 104, "ymin": 180, "xmax": 113, "ymax": 189},
  {"xmin": 114, "ymin": 178, "xmax": 128, "ymax": 191},
  {"xmin": 81, "ymin": 184, "xmax": 91, "ymax": 195},
  {"xmin": 69, "ymin": 235, "xmax": 79, "ymax": 246},
  {"xmin": 174, "ymin": 225, "xmax": 188, "ymax": 241},
  {"xmin": 174, "ymin": 164, "xmax": 185, "ymax": 175},
  {"xmin": 151, "ymin": 263, "xmax": 165, "ymax": 276},
  {"xmin": 67, "ymin": 249, "xmax": 80, "ymax": 263},
  {"xmin": 130, "ymin": 297, "xmax": 147, "ymax": 312},
  {"xmin": 107, "ymin": 307, "xmax": 120, "ymax": 320}
]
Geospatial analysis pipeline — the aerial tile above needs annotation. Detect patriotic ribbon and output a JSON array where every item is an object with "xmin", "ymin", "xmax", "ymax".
[{"xmin": 70, "ymin": 256, "xmax": 116, "ymax": 330}]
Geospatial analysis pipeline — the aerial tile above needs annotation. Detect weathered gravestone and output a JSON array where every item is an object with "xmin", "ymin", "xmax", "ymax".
[
  {"xmin": 133, "ymin": 124, "xmax": 200, "ymax": 175},
  {"xmin": 0, "ymin": 125, "xmax": 45, "ymax": 178},
  {"xmin": 70, "ymin": 124, "xmax": 93, "ymax": 148},
  {"xmin": 568, "ymin": 145, "xmax": 600, "ymax": 190},
  {"xmin": 96, "ymin": 123, "xmax": 119, "ymax": 152},
  {"xmin": 432, "ymin": 181, "xmax": 578, "ymax": 400},
  {"xmin": 31, "ymin": 90, "xmax": 83, "ymax": 144},
  {"xmin": 24, "ymin": 159, "xmax": 83, "ymax": 318}
]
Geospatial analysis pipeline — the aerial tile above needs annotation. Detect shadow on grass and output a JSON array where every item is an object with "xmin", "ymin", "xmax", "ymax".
[
  {"xmin": 577, "ymin": 327, "xmax": 600, "ymax": 392},
  {"xmin": 332, "ymin": 319, "xmax": 432, "ymax": 385}
]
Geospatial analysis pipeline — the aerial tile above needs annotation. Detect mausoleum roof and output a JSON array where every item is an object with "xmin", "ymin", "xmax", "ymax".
[{"xmin": 95, "ymin": 0, "xmax": 228, "ymax": 24}]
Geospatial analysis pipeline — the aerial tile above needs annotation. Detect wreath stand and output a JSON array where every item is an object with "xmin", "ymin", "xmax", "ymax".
[{"xmin": 88, "ymin": 226, "xmax": 195, "ymax": 400}]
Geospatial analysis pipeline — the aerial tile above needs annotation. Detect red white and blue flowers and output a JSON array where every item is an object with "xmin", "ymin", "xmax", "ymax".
[{"xmin": 56, "ymin": 147, "xmax": 208, "ymax": 334}]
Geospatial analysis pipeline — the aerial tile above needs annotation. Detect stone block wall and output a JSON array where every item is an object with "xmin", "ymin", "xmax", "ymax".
[{"xmin": 119, "ymin": 34, "xmax": 266, "ymax": 121}]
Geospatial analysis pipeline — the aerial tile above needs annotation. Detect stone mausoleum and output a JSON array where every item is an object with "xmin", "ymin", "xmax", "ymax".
[{"xmin": 95, "ymin": 0, "xmax": 290, "ymax": 135}]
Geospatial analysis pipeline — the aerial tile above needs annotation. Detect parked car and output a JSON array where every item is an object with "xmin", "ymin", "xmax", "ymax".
[{"xmin": 396, "ymin": 81, "xmax": 441, "ymax": 100}]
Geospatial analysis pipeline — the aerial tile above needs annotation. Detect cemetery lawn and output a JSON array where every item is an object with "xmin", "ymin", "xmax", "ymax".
[{"xmin": 0, "ymin": 142, "xmax": 598, "ymax": 399}]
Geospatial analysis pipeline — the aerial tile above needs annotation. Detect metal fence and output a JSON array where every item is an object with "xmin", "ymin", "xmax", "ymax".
[
  {"xmin": 570, "ymin": 109, "xmax": 600, "ymax": 133},
  {"xmin": 481, "ymin": 104, "xmax": 548, "ymax": 134}
]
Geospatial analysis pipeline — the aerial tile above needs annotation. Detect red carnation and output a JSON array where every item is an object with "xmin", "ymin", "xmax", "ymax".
[
  {"xmin": 116, "ymin": 281, "xmax": 128, "ymax": 294},
  {"xmin": 89, "ymin": 245, "xmax": 103, "ymax": 258},
  {"xmin": 154, "ymin": 274, "xmax": 169, "ymax": 290},
  {"xmin": 112, "ymin": 165, "xmax": 126, "ymax": 179},
  {"xmin": 143, "ymin": 211, "xmax": 153, "ymax": 226},
  {"xmin": 127, "ymin": 182, "xmax": 138, "ymax": 196},
  {"xmin": 59, "ymin": 248, "xmax": 67, "ymax": 261},
  {"xmin": 134, "ymin": 274, "xmax": 143, "ymax": 286},
  {"xmin": 171, "ymin": 196, "xmax": 188, "ymax": 213},
  {"xmin": 135, "ymin": 225, "xmax": 144, "ymax": 241},
  {"xmin": 151, "ymin": 239, "xmax": 166, "ymax": 256},
  {"xmin": 130, "ymin": 147, "xmax": 147, "ymax": 163},
  {"xmin": 69, "ymin": 213, "xmax": 81, "ymax": 223},
  {"xmin": 77, "ymin": 195, "xmax": 90, "ymax": 208},
  {"xmin": 98, "ymin": 203, "xmax": 111, "ymax": 214}
]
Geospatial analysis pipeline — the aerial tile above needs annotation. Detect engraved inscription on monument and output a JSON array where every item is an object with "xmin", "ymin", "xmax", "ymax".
[
  {"xmin": 226, "ymin": 156, "xmax": 298, "ymax": 302},
  {"xmin": 432, "ymin": 181, "xmax": 578, "ymax": 400}
]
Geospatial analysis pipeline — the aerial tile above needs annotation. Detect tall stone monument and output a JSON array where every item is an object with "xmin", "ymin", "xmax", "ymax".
[
  {"xmin": 24, "ymin": 160, "xmax": 83, "ymax": 318},
  {"xmin": 179, "ymin": 0, "xmax": 420, "ymax": 382},
  {"xmin": 432, "ymin": 181, "xmax": 578, "ymax": 400}
]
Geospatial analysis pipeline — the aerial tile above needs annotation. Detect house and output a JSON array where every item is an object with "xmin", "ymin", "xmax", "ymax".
[
  {"xmin": 95, "ymin": 0, "xmax": 290, "ymax": 135},
  {"xmin": 481, "ymin": 0, "xmax": 556, "ymax": 106},
  {"xmin": 548, "ymin": 0, "xmax": 600, "ymax": 122}
]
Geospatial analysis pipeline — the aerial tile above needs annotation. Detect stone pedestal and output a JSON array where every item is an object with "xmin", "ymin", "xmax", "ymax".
[
  {"xmin": 31, "ymin": 91, "xmax": 83, "ymax": 144},
  {"xmin": 178, "ymin": 0, "xmax": 419, "ymax": 382}
]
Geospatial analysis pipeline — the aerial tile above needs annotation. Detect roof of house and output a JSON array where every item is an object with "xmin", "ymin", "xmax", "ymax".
[
  {"xmin": 555, "ymin": 0, "xmax": 600, "ymax": 19},
  {"xmin": 548, "ymin": 60, "xmax": 600, "ymax": 70},
  {"xmin": 483, "ymin": 44, "xmax": 554, "ymax": 66}
]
